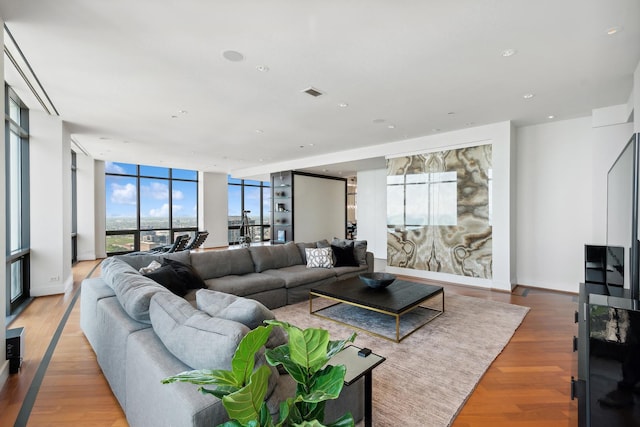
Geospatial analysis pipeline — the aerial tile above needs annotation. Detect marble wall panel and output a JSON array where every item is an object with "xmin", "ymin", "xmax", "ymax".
[{"xmin": 387, "ymin": 144, "xmax": 492, "ymax": 278}]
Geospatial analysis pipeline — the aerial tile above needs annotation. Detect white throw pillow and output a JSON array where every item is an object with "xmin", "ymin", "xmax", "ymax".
[
  {"xmin": 139, "ymin": 260, "xmax": 162, "ymax": 274},
  {"xmin": 305, "ymin": 247, "xmax": 333, "ymax": 268}
]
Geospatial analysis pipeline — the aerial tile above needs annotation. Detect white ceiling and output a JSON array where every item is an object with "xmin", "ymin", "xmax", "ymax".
[{"xmin": 1, "ymin": 0, "xmax": 639, "ymax": 178}]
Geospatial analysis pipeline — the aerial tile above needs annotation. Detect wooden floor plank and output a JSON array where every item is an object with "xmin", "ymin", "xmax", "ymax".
[{"xmin": 1, "ymin": 261, "xmax": 578, "ymax": 426}]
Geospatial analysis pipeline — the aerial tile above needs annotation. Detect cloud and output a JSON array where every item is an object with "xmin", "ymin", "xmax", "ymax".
[
  {"xmin": 141, "ymin": 182, "xmax": 169, "ymax": 200},
  {"xmin": 148, "ymin": 204, "xmax": 183, "ymax": 217},
  {"xmin": 105, "ymin": 162, "xmax": 126, "ymax": 174},
  {"xmin": 172, "ymin": 189, "xmax": 184, "ymax": 200},
  {"xmin": 149, "ymin": 203, "xmax": 170, "ymax": 217},
  {"xmin": 110, "ymin": 183, "xmax": 137, "ymax": 205}
]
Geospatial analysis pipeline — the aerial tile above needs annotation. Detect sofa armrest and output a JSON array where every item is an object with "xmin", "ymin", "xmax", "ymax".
[{"xmin": 365, "ymin": 252, "xmax": 374, "ymax": 273}]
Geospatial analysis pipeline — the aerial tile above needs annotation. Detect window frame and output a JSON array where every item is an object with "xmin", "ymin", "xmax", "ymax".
[
  {"xmin": 105, "ymin": 163, "xmax": 199, "ymax": 255},
  {"xmin": 227, "ymin": 176, "xmax": 271, "ymax": 244},
  {"xmin": 5, "ymin": 85, "xmax": 31, "ymax": 315}
]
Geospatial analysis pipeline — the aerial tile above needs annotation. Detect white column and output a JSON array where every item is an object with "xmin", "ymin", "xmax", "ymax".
[
  {"xmin": 198, "ymin": 172, "xmax": 229, "ymax": 248},
  {"xmin": 94, "ymin": 160, "xmax": 106, "ymax": 259},
  {"xmin": 76, "ymin": 152, "xmax": 97, "ymax": 260},
  {"xmin": 29, "ymin": 113, "xmax": 72, "ymax": 296}
]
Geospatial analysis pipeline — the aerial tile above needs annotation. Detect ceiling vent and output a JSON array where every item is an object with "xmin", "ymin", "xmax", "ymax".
[{"xmin": 302, "ymin": 87, "xmax": 324, "ymax": 97}]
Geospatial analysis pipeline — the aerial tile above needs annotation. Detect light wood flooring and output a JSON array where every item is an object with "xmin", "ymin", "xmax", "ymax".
[{"xmin": 0, "ymin": 260, "xmax": 578, "ymax": 426}]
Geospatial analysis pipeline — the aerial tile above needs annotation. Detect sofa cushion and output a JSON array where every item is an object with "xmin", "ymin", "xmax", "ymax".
[
  {"xmin": 101, "ymin": 257, "xmax": 141, "ymax": 289},
  {"xmin": 190, "ymin": 248, "xmax": 255, "ymax": 279},
  {"xmin": 249, "ymin": 242, "xmax": 303, "ymax": 273},
  {"xmin": 296, "ymin": 242, "xmax": 316, "ymax": 264},
  {"xmin": 204, "ymin": 273, "xmax": 284, "ymax": 297},
  {"xmin": 331, "ymin": 243, "xmax": 359, "ymax": 267},
  {"xmin": 262, "ymin": 264, "xmax": 336, "ymax": 288},
  {"xmin": 305, "ymin": 247, "xmax": 333, "ymax": 269},
  {"xmin": 196, "ymin": 289, "xmax": 287, "ymax": 349},
  {"xmin": 162, "ymin": 257, "xmax": 206, "ymax": 290},
  {"xmin": 196, "ymin": 289, "xmax": 274, "ymax": 328},
  {"xmin": 104, "ymin": 258, "xmax": 171, "ymax": 324},
  {"xmin": 149, "ymin": 292, "xmax": 249, "ymax": 370},
  {"xmin": 332, "ymin": 238, "xmax": 368, "ymax": 265},
  {"xmin": 144, "ymin": 265, "xmax": 188, "ymax": 296},
  {"xmin": 113, "ymin": 251, "xmax": 191, "ymax": 272}
]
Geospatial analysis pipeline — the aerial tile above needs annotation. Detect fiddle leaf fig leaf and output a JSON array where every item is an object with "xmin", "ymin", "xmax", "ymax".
[
  {"xmin": 231, "ymin": 325, "xmax": 273, "ymax": 385},
  {"xmin": 222, "ymin": 365, "xmax": 271, "ymax": 425}
]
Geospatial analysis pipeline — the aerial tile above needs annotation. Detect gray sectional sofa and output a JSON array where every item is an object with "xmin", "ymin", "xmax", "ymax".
[{"xmin": 80, "ymin": 240, "xmax": 372, "ymax": 427}]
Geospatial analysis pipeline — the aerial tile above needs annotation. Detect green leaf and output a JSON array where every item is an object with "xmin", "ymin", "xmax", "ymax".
[
  {"xmin": 302, "ymin": 365, "xmax": 346, "ymax": 403},
  {"xmin": 232, "ymin": 325, "xmax": 273, "ymax": 385},
  {"xmin": 265, "ymin": 320, "xmax": 331, "ymax": 373},
  {"xmin": 266, "ymin": 345, "xmax": 308, "ymax": 385},
  {"xmin": 325, "ymin": 333, "xmax": 357, "ymax": 360},
  {"xmin": 291, "ymin": 420, "xmax": 326, "ymax": 427},
  {"xmin": 217, "ymin": 421, "xmax": 244, "ymax": 427},
  {"xmin": 162, "ymin": 369, "xmax": 242, "ymax": 394},
  {"xmin": 222, "ymin": 365, "xmax": 271, "ymax": 425},
  {"xmin": 200, "ymin": 385, "xmax": 239, "ymax": 399},
  {"xmin": 325, "ymin": 413, "xmax": 355, "ymax": 427}
]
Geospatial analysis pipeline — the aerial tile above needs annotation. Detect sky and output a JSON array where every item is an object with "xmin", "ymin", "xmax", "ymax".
[{"xmin": 105, "ymin": 162, "xmax": 197, "ymax": 219}]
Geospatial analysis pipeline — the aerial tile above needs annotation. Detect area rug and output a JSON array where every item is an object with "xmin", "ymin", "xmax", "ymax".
[{"xmin": 272, "ymin": 294, "xmax": 529, "ymax": 427}]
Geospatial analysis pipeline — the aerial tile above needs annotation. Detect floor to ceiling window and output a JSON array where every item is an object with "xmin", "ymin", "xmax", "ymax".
[
  {"xmin": 5, "ymin": 85, "xmax": 30, "ymax": 315},
  {"xmin": 105, "ymin": 162, "xmax": 198, "ymax": 255},
  {"xmin": 227, "ymin": 176, "xmax": 270, "ymax": 244}
]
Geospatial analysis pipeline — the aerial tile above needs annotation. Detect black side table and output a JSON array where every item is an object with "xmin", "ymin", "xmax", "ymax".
[{"xmin": 330, "ymin": 345, "xmax": 385, "ymax": 427}]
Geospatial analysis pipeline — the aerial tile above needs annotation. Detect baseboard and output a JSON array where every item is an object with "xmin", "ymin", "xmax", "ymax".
[
  {"xmin": 63, "ymin": 274, "xmax": 74, "ymax": 293},
  {"xmin": 30, "ymin": 282, "xmax": 67, "ymax": 297},
  {"xmin": 0, "ymin": 359, "xmax": 9, "ymax": 389}
]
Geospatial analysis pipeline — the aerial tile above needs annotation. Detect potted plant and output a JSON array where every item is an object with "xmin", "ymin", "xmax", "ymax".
[{"xmin": 162, "ymin": 320, "xmax": 356, "ymax": 427}]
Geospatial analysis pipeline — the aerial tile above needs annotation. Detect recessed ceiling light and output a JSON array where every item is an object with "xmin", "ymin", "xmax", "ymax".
[
  {"xmin": 338, "ymin": 103, "xmax": 349, "ymax": 108},
  {"xmin": 523, "ymin": 93, "xmax": 535, "ymax": 99},
  {"xmin": 256, "ymin": 65, "xmax": 269, "ymax": 72},
  {"xmin": 501, "ymin": 49, "xmax": 517, "ymax": 57},
  {"xmin": 255, "ymin": 129, "xmax": 264, "ymax": 134},
  {"xmin": 171, "ymin": 115, "xmax": 178, "ymax": 119},
  {"xmin": 606, "ymin": 26, "xmax": 622, "ymax": 35},
  {"xmin": 447, "ymin": 112, "xmax": 455, "ymax": 115},
  {"xmin": 222, "ymin": 50, "xmax": 244, "ymax": 62},
  {"xmin": 178, "ymin": 110, "xmax": 188, "ymax": 114},
  {"xmin": 299, "ymin": 145, "xmax": 305, "ymax": 148},
  {"xmin": 373, "ymin": 118, "xmax": 385, "ymax": 124},
  {"xmin": 308, "ymin": 143, "xmax": 315, "ymax": 147},
  {"xmin": 387, "ymin": 124, "xmax": 396, "ymax": 129},
  {"xmin": 547, "ymin": 115, "xmax": 555, "ymax": 119}
]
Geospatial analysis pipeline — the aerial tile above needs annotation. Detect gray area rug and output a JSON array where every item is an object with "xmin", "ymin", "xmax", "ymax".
[
  {"xmin": 273, "ymin": 294, "xmax": 529, "ymax": 427},
  {"xmin": 314, "ymin": 303, "xmax": 442, "ymax": 341}
]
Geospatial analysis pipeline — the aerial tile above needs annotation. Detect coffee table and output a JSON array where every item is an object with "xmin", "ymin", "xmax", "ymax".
[{"xmin": 309, "ymin": 277, "xmax": 444, "ymax": 342}]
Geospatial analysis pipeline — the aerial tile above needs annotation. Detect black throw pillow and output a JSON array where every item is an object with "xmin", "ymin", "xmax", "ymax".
[
  {"xmin": 162, "ymin": 258, "xmax": 206, "ymax": 290},
  {"xmin": 144, "ymin": 265, "xmax": 188, "ymax": 296},
  {"xmin": 331, "ymin": 243, "xmax": 359, "ymax": 267}
]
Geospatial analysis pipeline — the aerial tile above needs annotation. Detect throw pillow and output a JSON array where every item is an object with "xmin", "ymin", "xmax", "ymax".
[
  {"xmin": 144, "ymin": 265, "xmax": 188, "ymax": 296},
  {"xmin": 305, "ymin": 247, "xmax": 333, "ymax": 269},
  {"xmin": 332, "ymin": 238, "xmax": 368, "ymax": 265},
  {"xmin": 331, "ymin": 243, "xmax": 359, "ymax": 267},
  {"xmin": 139, "ymin": 260, "xmax": 162, "ymax": 274},
  {"xmin": 162, "ymin": 258, "xmax": 206, "ymax": 290}
]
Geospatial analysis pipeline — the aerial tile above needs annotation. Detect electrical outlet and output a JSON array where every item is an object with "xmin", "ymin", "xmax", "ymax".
[{"xmin": 49, "ymin": 275, "xmax": 60, "ymax": 282}]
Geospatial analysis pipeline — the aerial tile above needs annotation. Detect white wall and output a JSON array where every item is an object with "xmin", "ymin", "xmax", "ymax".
[
  {"xmin": 293, "ymin": 174, "xmax": 346, "ymax": 242},
  {"xmin": 0, "ymin": 21, "xmax": 8, "ymax": 388},
  {"xmin": 356, "ymin": 168, "xmax": 387, "ymax": 258},
  {"xmin": 356, "ymin": 121, "xmax": 515, "ymax": 291},
  {"xmin": 76, "ymin": 152, "xmax": 97, "ymax": 260},
  {"xmin": 29, "ymin": 113, "xmax": 72, "ymax": 296},
  {"xmin": 198, "ymin": 172, "xmax": 229, "ymax": 248},
  {"xmin": 94, "ymin": 160, "xmax": 106, "ymax": 258}
]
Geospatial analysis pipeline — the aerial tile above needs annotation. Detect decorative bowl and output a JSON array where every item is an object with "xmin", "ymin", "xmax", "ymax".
[{"xmin": 359, "ymin": 272, "xmax": 396, "ymax": 289}]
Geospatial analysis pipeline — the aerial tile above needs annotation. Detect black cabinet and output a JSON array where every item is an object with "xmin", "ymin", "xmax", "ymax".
[
  {"xmin": 585, "ymin": 245, "xmax": 607, "ymax": 284},
  {"xmin": 575, "ymin": 283, "xmax": 640, "ymax": 426}
]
